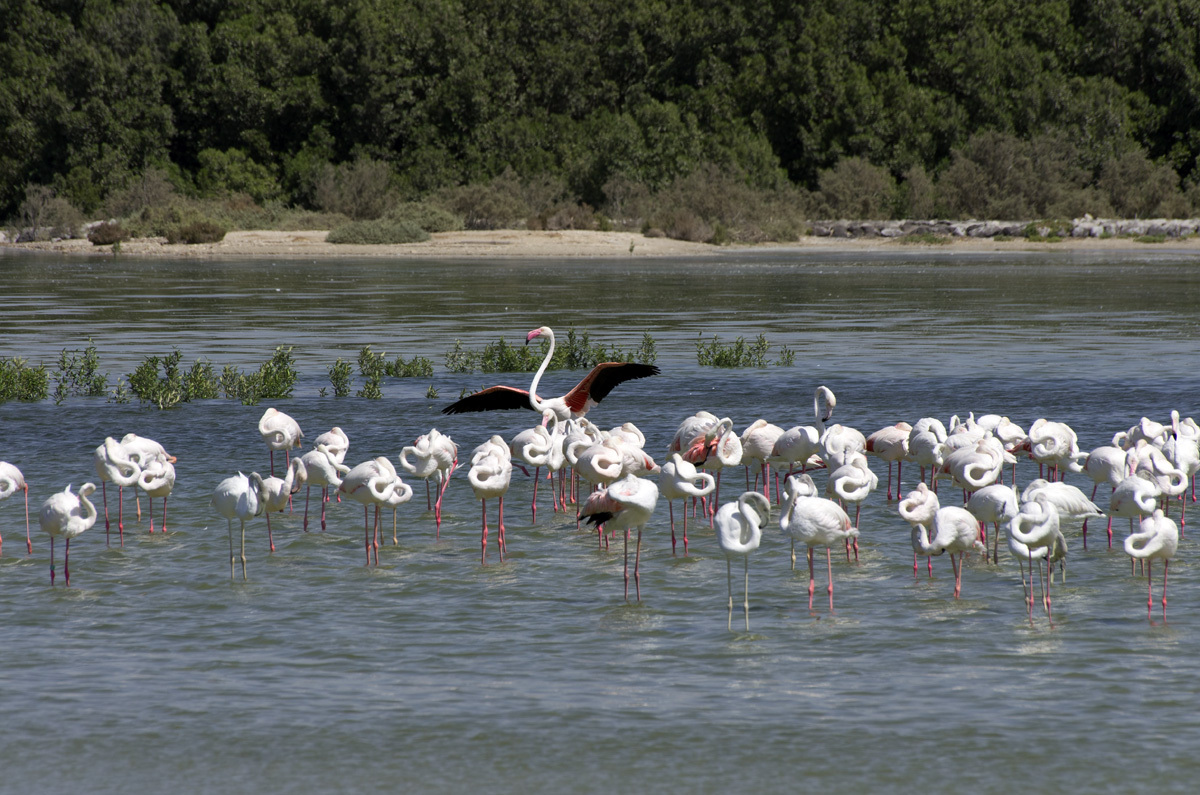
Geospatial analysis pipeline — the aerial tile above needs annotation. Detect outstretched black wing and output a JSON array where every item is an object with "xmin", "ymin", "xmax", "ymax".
[{"xmin": 441, "ymin": 385, "xmax": 538, "ymax": 415}]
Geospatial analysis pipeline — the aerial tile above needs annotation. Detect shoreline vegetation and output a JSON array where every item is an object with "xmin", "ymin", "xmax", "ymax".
[
  {"xmin": 3, "ymin": 222, "xmax": 1199, "ymax": 260},
  {"xmin": 6, "ymin": 4, "xmax": 1200, "ymax": 261}
]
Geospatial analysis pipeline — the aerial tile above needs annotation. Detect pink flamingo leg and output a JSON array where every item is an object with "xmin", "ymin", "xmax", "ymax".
[
  {"xmin": 363, "ymin": 506, "xmax": 371, "ymax": 566},
  {"xmin": 162, "ymin": 497, "xmax": 168, "ymax": 534},
  {"xmin": 321, "ymin": 487, "xmax": 328, "ymax": 532},
  {"xmin": 1162, "ymin": 559, "xmax": 1170, "ymax": 622},
  {"xmin": 498, "ymin": 496, "xmax": 507, "ymax": 561},
  {"xmin": 531, "ymin": 467, "xmax": 539, "ymax": 523},
  {"xmin": 682, "ymin": 502, "xmax": 690, "ymax": 556},
  {"xmin": 669, "ymin": 500, "xmax": 677, "ymax": 555},
  {"xmin": 827, "ymin": 547, "xmax": 835, "ymax": 612},
  {"xmin": 480, "ymin": 500, "xmax": 489, "ymax": 565},
  {"xmin": 102, "ymin": 481, "xmax": 111, "ymax": 544},
  {"xmin": 623, "ymin": 529, "xmax": 630, "ymax": 600},
  {"xmin": 373, "ymin": 505, "xmax": 380, "ymax": 565},
  {"xmin": 148, "ymin": 496, "xmax": 155, "ymax": 533},
  {"xmin": 809, "ymin": 548, "xmax": 817, "ymax": 611},
  {"xmin": 634, "ymin": 527, "xmax": 642, "ymax": 601},
  {"xmin": 25, "ymin": 485, "xmax": 32, "ymax": 555},
  {"xmin": 1147, "ymin": 560, "xmax": 1154, "ymax": 622},
  {"xmin": 117, "ymin": 486, "xmax": 125, "ymax": 546},
  {"xmin": 64, "ymin": 538, "xmax": 71, "ymax": 587},
  {"xmin": 267, "ymin": 512, "xmax": 276, "ymax": 553}
]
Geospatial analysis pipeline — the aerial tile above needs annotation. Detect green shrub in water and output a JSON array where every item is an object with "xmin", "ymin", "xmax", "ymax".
[{"xmin": 0, "ymin": 357, "xmax": 49, "ymax": 402}]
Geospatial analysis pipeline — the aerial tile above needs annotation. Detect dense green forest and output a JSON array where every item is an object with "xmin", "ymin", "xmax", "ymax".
[{"xmin": 4, "ymin": 0, "xmax": 1200, "ymax": 242}]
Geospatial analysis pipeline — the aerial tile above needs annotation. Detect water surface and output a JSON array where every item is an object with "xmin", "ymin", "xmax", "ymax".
[{"xmin": 2, "ymin": 248, "xmax": 1199, "ymax": 792}]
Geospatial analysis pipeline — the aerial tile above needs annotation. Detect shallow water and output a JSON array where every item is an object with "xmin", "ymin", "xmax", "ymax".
[{"xmin": 2, "ymin": 248, "xmax": 1200, "ymax": 793}]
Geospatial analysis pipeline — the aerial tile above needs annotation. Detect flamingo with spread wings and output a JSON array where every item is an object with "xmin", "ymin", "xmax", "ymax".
[{"xmin": 441, "ymin": 326, "xmax": 659, "ymax": 423}]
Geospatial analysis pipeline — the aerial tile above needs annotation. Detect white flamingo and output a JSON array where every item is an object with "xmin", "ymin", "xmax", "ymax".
[
  {"xmin": 714, "ymin": 491, "xmax": 770, "ymax": 631},
  {"xmin": 1009, "ymin": 494, "xmax": 1066, "ymax": 621},
  {"xmin": 1026, "ymin": 418, "xmax": 1082, "ymax": 479},
  {"xmin": 1020, "ymin": 479, "xmax": 1106, "ymax": 549},
  {"xmin": 658, "ymin": 452, "xmax": 715, "ymax": 556},
  {"xmin": 578, "ymin": 473, "xmax": 659, "ymax": 601},
  {"xmin": 211, "ymin": 472, "xmax": 266, "ymax": 580},
  {"xmin": 399, "ymin": 429, "xmax": 457, "ymax": 534},
  {"xmin": 780, "ymin": 474, "xmax": 856, "ymax": 612},
  {"xmin": 824, "ymin": 451, "xmax": 877, "ymax": 561},
  {"xmin": 299, "ymin": 444, "xmax": 350, "ymax": 532},
  {"xmin": 340, "ymin": 457, "xmax": 401, "ymax": 566},
  {"xmin": 1109, "ymin": 471, "xmax": 1163, "ymax": 549},
  {"xmin": 93, "ymin": 436, "xmax": 140, "ymax": 546},
  {"xmin": 908, "ymin": 418, "xmax": 948, "ymax": 489},
  {"xmin": 1124, "ymin": 509, "xmax": 1179, "ymax": 623},
  {"xmin": 39, "ymin": 483, "xmax": 97, "ymax": 586},
  {"xmin": 468, "ymin": 437, "xmax": 513, "ymax": 564},
  {"xmin": 0, "ymin": 461, "xmax": 31, "ymax": 556},
  {"xmin": 903, "ymin": 484, "xmax": 985, "ymax": 599},
  {"xmin": 965, "ymin": 483, "xmax": 1019, "ymax": 563},
  {"xmin": 865, "ymin": 421, "xmax": 912, "ymax": 500},
  {"xmin": 260, "ymin": 457, "xmax": 307, "ymax": 553},
  {"xmin": 741, "ymin": 418, "xmax": 785, "ymax": 502},
  {"xmin": 138, "ymin": 457, "xmax": 176, "ymax": 535},
  {"xmin": 510, "ymin": 417, "xmax": 556, "ymax": 521},
  {"xmin": 773, "ymin": 386, "xmax": 837, "ymax": 475},
  {"xmin": 258, "ymin": 407, "xmax": 303, "ymax": 476},
  {"xmin": 441, "ymin": 325, "xmax": 659, "ymax": 423}
]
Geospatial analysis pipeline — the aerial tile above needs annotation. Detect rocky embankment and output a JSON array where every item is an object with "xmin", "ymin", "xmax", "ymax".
[{"xmin": 810, "ymin": 216, "xmax": 1200, "ymax": 239}]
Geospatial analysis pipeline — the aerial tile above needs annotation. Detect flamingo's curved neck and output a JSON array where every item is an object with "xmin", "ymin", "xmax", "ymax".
[{"xmin": 528, "ymin": 328, "xmax": 556, "ymax": 413}]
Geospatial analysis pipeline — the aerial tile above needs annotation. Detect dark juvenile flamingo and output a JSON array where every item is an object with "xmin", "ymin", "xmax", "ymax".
[{"xmin": 441, "ymin": 326, "xmax": 659, "ymax": 424}]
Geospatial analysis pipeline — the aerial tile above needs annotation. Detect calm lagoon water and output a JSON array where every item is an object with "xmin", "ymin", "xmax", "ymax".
[{"xmin": 2, "ymin": 247, "xmax": 1200, "ymax": 792}]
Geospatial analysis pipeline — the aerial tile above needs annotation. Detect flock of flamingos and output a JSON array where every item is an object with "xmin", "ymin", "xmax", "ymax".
[{"xmin": 0, "ymin": 326, "xmax": 1193, "ymax": 630}]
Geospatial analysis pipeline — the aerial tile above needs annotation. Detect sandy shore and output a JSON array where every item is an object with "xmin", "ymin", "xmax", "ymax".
[{"xmin": 5, "ymin": 228, "xmax": 1200, "ymax": 259}]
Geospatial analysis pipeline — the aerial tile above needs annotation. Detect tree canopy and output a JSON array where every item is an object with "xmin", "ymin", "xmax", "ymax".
[{"xmin": 3, "ymin": 0, "xmax": 1198, "ymax": 220}]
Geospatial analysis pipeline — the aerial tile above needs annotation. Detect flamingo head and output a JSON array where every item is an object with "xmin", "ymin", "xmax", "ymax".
[{"xmin": 526, "ymin": 326, "xmax": 551, "ymax": 344}]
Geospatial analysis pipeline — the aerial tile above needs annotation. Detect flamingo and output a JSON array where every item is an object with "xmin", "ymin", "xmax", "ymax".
[
  {"xmin": 119, "ymin": 433, "xmax": 176, "ymax": 521},
  {"xmin": 865, "ymin": 421, "xmax": 912, "ymax": 500},
  {"xmin": 93, "ymin": 436, "xmax": 140, "ymax": 546},
  {"xmin": 1109, "ymin": 471, "xmax": 1163, "ymax": 549},
  {"xmin": 510, "ymin": 416, "xmax": 557, "ymax": 522},
  {"xmin": 669, "ymin": 410, "xmax": 720, "ymax": 455},
  {"xmin": 898, "ymin": 482, "xmax": 940, "ymax": 578},
  {"xmin": 137, "ymin": 457, "xmax": 176, "ymax": 534},
  {"xmin": 1124, "ymin": 509, "xmax": 1179, "ymax": 622},
  {"xmin": 259, "ymin": 407, "xmax": 303, "ymax": 476},
  {"xmin": 939, "ymin": 434, "xmax": 1009, "ymax": 494},
  {"xmin": 1164, "ymin": 415, "xmax": 1200, "ymax": 506},
  {"xmin": 39, "ymin": 483, "xmax": 97, "ymax": 586},
  {"xmin": 1026, "ymin": 418, "xmax": 1083, "ymax": 479},
  {"xmin": 1009, "ymin": 494, "xmax": 1065, "ymax": 621},
  {"xmin": 741, "ymin": 419, "xmax": 784, "ymax": 501},
  {"xmin": 824, "ymin": 451, "xmax": 877, "ymax": 560},
  {"xmin": 908, "ymin": 418, "xmax": 948, "ymax": 489},
  {"xmin": 0, "ymin": 461, "xmax": 31, "ymax": 556},
  {"xmin": 468, "ymin": 437, "xmax": 513, "ymax": 564},
  {"xmin": 399, "ymin": 429, "xmax": 457, "ymax": 534},
  {"xmin": 212, "ymin": 472, "xmax": 266, "ymax": 580},
  {"xmin": 260, "ymin": 457, "xmax": 307, "ymax": 553},
  {"xmin": 773, "ymin": 386, "xmax": 837, "ymax": 478},
  {"xmin": 714, "ymin": 491, "xmax": 770, "ymax": 631},
  {"xmin": 1020, "ymin": 479, "xmax": 1106, "ymax": 549},
  {"xmin": 965, "ymin": 483, "xmax": 1019, "ymax": 563},
  {"xmin": 441, "ymin": 325, "xmax": 659, "ymax": 424},
  {"xmin": 818, "ymin": 422, "xmax": 867, "ymax": 472},
  {"xmin": 299, "ymin": 444, "xmax": 350, "ymax": 531},
  {"xmin": 578, "ymin": 473, "xmax": 658, "ymax": 601},
  {"xmin": 340, "ymin": 457, "xmax": 401, "ymax": 566},
  {"xmin": 779, "ymin": 474, "xmax": 856, "ymax": 612},
  {"xmin": 312, "ymin": 426, "xmax": 350, "ymax": 504},
  {"xmin": 658, "ymin": 452, "xmax": 715, "ymax": 555},
  {"xmin": 902, "ymin": 484, "xmax": 985, "ymax": 599},
  {"xmin": 382, "ymin": 477, "xmax": 415, "ymax": 545},
  {"xmin": 682, "ymin": 417, "xmax": 743, "ymax": 519}
]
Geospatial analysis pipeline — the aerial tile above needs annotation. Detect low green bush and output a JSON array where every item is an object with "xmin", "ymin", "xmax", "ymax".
[
  {"xmin": 167, "ymin": 220, "xmax": 227, "ymax": 244},
  {"xmin": 327, "ymin": 219, "xmax": 429, "ymax": 244},
  {"xmin": 0, "ymin": 357, "xmax": 49, "ymax": 402},
  {"xmin": 88, "ymin": 221, "xmax": 129, "ymax": 245},
  {"xmin": 388, "ymin": 202, "xmax": 463, "ymax": 232}
]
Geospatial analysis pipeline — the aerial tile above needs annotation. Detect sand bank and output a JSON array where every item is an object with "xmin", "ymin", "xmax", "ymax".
[{"xmin": 4, "ymin": 228, "xmax": 1200, "ymax": 259}]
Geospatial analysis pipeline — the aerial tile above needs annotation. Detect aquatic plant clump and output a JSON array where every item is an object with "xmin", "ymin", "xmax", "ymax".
[
  {"xmin": 53, "ymin": 340, "xmax": 108, "ymax": 403},
  {"xmin": 0, "ymin": 357, "xmax": 49, "ymax": 402}
]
